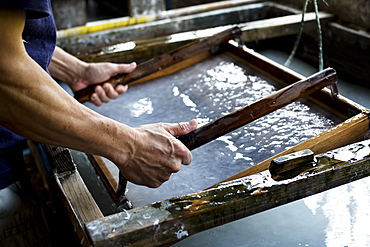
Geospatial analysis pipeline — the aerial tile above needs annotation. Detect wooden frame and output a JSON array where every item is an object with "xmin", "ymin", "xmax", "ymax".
[
  {"xmin": 32, "ymin": 2, "xmax": 370, "ymax": 245},
  {"xmin": 35, "ymin": 35, "xmax": 370, "ymax": 246},
  {"xmin": 85, "ymin": 138, "xmax": 370, "ymax": 246}
]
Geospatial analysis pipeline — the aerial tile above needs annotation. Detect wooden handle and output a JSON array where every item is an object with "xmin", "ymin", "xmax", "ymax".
[
  {"xmin": 74, "ymin": 26, "xmax": 242, "ymax": 103},
  {"xmin": 178, "ymin": 68, "xmax": 338, "ymax": 150}
]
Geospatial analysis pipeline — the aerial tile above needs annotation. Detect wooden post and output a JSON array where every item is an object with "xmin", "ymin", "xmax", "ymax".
[
  {"xmin": 129, "ymin": 0, "xmax": 166, "ymax": 16},
  {"xmin": 28, "ymin": 142, "xmax": 103, "ymax": 246}
]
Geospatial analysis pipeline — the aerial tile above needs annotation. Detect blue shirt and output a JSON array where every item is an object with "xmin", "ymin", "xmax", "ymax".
[{"xmin": 0, "ymin": 0, "xmax": 56, "ymax": 189}]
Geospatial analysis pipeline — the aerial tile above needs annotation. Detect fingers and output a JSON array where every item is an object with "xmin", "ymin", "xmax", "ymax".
[
  {"xmin": 117, "ymin": 121, "xmax": 197, "ymax": 188},
  {"xmin": 180, "ymin": 146, "xmax": 193, "ymax": 165},
  {"xmin": 84, "ymin": 61, "xmax": 135, "ymax": 106},
  {"xmin": 165, "ymin": 119, "xmax": 198, "ymax": 137},
  {"xmin": 90, "ymin": 83, "xmax": 128, "ymax": 106}
]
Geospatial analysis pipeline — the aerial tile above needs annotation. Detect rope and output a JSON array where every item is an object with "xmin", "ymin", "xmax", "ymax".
[{"xmin": 284, "ymin": 0, "xmax": 326, "ymax": 71}]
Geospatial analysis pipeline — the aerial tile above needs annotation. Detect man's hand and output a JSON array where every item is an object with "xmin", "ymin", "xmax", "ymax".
[
  {"xmin": 0, "ymin": 7, "xmax": 196, "ymax": 190},
  {"xmin": 72, "ymin": 61, "xmax": 137, "ymax": 106},
  {"xmin": 49, "ymin": 46, "xmax": 137, "ymax": 106},
  {"xmin": 113, "ymin": 119, "xmax": 198, "ymax": 188}
]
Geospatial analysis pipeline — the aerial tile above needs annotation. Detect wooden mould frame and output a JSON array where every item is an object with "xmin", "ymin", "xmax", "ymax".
[{"xmin": 37, "ymin": 25, "xmax": 370, "ymax": 247}]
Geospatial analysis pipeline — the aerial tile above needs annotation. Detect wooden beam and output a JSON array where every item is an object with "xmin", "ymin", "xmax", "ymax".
[
  {"xmin": 85, "ymin": 138, "xmax": 370, "ymax": 246},
  {"xmin": 57, "ymin": 2, "xmax": 301, "ymax": 54},
  {"xmin": 240, "ymin": 11, "xmax": 333, "ymax": 42},
  {"xmin": 55, "ymin": 171, "xmax": 103, "ymax": 223},
  {"xmin": 57, "ymin": 0, "xmax": 262, "ymax": 39},
  {"xmin": 76, "ymin": 11, "xmax": 334, "ymax": 64},
  {"xmin": 157, "ymin": 0, "xmax": 263, "ymax": 19}
]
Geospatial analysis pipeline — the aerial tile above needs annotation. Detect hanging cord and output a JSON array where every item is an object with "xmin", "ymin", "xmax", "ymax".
[
  {"xmin": 313, "ymin": 0, "xmax": 324, "ymax": 70},
  {"xmin": 284, "ymin": 0, "xmax": 327, "ymax": 70},
  {"xmin": 284, "ymin": 0, "xmax": 309, "ymax": 67}
]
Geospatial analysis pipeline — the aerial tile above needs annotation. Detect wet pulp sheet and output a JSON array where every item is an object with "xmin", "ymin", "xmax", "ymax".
[{"xmin": 87, "ymin": 53, "xmax": 342, "ymax": 207}]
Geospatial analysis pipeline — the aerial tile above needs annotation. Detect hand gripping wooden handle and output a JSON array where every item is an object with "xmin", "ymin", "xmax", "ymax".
[{"xmin": 74, "ymin": 26, "xmax": 242, "ymax": 103}]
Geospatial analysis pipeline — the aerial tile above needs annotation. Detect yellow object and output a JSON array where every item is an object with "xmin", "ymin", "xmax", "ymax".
[{"xmin": 57, "ymin": 15, "xmax": 157, "ymax": 39}]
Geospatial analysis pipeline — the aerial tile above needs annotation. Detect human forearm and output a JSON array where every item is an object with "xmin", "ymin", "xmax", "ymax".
[
  {"xmin": 0, "ymin": 51, "xmax": 198, "ymax": 188},
  {"xmin": 48, "ymin": 46, "xmax": 88, "ymax": 86},
  {"xmin": 0, "ymin": 8, "xmax": 197, "ymax": 188},
  {"xmin": 0, "ymin": 54, "xmax": 131, "ymax": 159}
]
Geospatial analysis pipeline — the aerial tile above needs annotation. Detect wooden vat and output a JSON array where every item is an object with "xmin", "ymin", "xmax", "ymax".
[
  {"xmin": 66, "ymin": 0, "xmax": 369, "ymax": 86},
  {"xmin": 31, "ymin": 1, "xmax": 370, "ymax": 245},
  {"xmin": 57, "ymin": 1, "xmax": 303, "ymax": 55},
  {"xmin": 33, "ymin": 26, "xmax": 370, "ymax": 246}
]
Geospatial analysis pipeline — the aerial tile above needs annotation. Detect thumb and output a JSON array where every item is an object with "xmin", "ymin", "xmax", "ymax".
[
  {"xmin": 166, "ymin": 119, "xmax": 198, "ymax": 137},
  {"xmin": 116, "ymin": 62, "xmax": 137, "ymax": 74}
]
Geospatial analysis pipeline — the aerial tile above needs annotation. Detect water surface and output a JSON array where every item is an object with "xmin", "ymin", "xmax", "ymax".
[{"xmin": 87, "ymin": 53, "xmax": 341, "ymax": 207}]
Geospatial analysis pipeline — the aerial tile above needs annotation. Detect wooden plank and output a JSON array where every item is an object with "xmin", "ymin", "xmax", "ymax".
[
  {"xmin": 213, "ymin": 112, "xmax": 370, "ymax": 185},
  {"xmin": 56, "ymin": 0, "xmax": 263, "ymax": 39},
  {"xmin": 57, "ymin": 2, "xmax": 298, "ymax": 54},
  {"xmin": 45, "ymin": 146, "xmax": 104, "ymax": 243},
  {"xmin": 240, "ymin": 11, "xmax": 333, "ymax": 42},
  {"xmin": 85, "ymin": 138, "xmax": 370, "ymax": 247},
  {"xmin": 55, "ymin": 171, "xmax": 103, "ymax": 223},
  {"xmin": 157, "ymin": 0, "xmax": 263, "ymax": 19},
  {"xmin": 76, "ymin": 11, "xmax": 334, "ymax": 63}
]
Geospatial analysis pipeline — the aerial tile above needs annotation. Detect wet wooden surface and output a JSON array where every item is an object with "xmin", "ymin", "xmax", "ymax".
[
  {"xmin": 75, "ymin": 11, "xmax": 333, "ymax": 64},
  {"xmin": 85, "ymin": 139, "xmax": 370, "ymax": 246}
]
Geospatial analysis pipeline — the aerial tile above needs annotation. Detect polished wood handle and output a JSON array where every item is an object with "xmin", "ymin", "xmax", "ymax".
[
  {"xmin": 178, "ymin": 68, "xmax": 338, "ymax": 150},
  {"xmin": 74, "ymin": 26, "xmax": 242, "ymax": 103}
]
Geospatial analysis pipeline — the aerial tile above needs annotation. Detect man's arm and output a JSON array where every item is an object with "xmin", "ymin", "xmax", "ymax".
[
  {"xmin": 49, "ymin": 46, "xmax": 136, "ymax": 106},
  {"xmin": 0, "ymin": 8, "xmax": 197, "ymax": 188}
]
